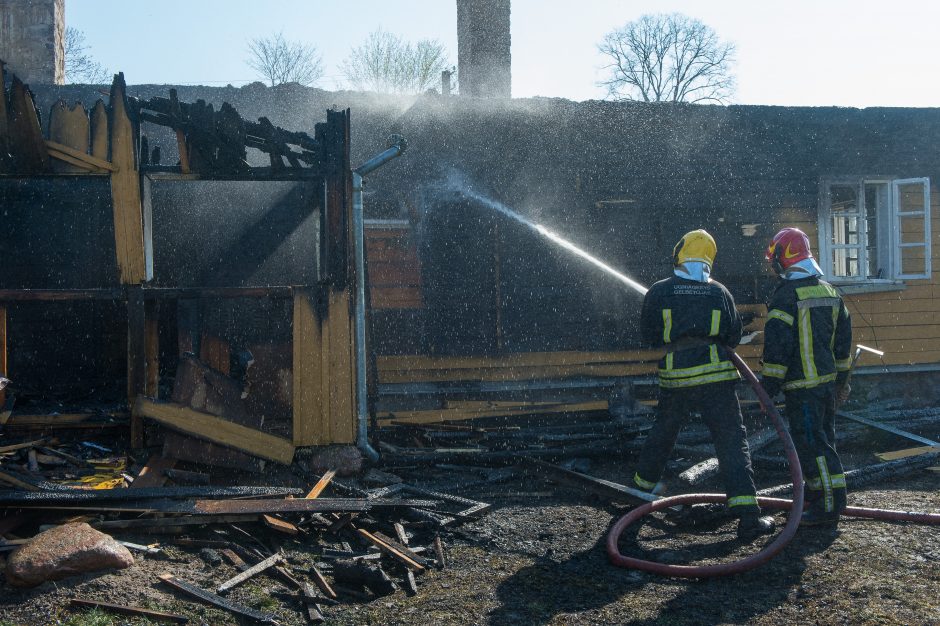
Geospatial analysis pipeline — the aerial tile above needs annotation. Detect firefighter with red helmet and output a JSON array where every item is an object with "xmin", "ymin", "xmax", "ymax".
[
  {"xmin": 762, "ymin": 227, "xmax": 853, "ymax": 525},
  {"xmin": 634, "ymin": 230, "xmax": 774, "ymax": 541}
]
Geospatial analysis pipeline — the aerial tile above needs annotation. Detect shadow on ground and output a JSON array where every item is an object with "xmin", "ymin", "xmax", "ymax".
[{"xmin": 488, "ymin": 515, "xmax": 840, "ymax": 625}]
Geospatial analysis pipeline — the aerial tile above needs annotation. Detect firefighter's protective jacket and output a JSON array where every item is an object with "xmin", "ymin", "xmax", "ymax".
[
  {"xmin": 640, "ymin": 276, "xmax": 743, "ymax": 388},
  {"xmin": 761, "ymin": 276, "xmax": 852, "ymax": 394}
]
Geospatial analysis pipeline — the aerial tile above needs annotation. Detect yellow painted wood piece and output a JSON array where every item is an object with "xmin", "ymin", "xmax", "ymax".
[
  {"xmin": 292, "ymin": 289, "xmax": 324, "ymax": 446},
  {"xmin": 48, "ymin": 101, "xmax": 90, "ymax": 174},
  {"xmin": 304, "ymin": 469, "xmax": 336, "ymax": 499},
  {"xmin": 109, "ymin": 75, "xmax": 148, "ymax": 284},
  {"xmin": 327, "ymin": 289, "xmax": 356, "ymax": 443},
  {"xmin": 46, "ymin": 148, "xmax": 109, "ymax": 174},
  {"xmin": 135, "ymin": 398, "xmax": 295, "ymax": 465},
  {"xmin": 90, "ymin": 100, "xmax": 108, "ymax": 160},
  {"xmin": 875, "ymin": 445, "xmax": 940, "ymax": 461},
  {"xmin": 46, "ymin": 140, "xmax": 116, "ymax": 171}
]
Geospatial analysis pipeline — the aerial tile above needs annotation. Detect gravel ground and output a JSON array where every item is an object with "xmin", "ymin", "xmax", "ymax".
[{"xmin": 0, "ymin": 430, "xmax": 937, "ymax": 626}]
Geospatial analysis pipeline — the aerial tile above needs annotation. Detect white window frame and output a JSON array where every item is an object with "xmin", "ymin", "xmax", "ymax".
[
  {"xmin": 892, "ymin": 178, "xmax": 932, "ymax": 280},
  {"xmin": 818, "ymin": 176, "xmax": 931, "ymax": 283}
]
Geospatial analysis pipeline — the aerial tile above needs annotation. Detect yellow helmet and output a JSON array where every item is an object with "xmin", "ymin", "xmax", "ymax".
[{"xmin": 673, "ymin": 229, "xmax": 717, "ymax": 267}]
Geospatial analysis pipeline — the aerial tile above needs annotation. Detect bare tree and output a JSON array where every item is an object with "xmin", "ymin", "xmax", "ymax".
[
  {"xmin": 341, "ymin": 30, "xmax": 450, "ymax": 94},
  {"xmin": 598, "ymin": 13, "xmax": 735, "ymax": 104},
  {"xmin": 64, "ymin": 27, "xmax": 110, "ymax": 84},
  {"xmin": 247, "ymin": 33, "xmax": 324, "ymax": 87}
]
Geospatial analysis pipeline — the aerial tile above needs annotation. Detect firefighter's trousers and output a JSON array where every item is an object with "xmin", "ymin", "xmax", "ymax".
[
  {"xmin": 785, "ymin": 383, "xmax": 847, "ymax": 513},
  {"xmin": 633, "ymin": 381, "xmax": 760, "ymax": 515}
]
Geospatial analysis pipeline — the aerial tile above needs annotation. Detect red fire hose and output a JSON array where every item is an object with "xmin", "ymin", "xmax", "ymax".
[{"xmin": 606, "ymin": 352, "xmax": 940, "ymax": 578}]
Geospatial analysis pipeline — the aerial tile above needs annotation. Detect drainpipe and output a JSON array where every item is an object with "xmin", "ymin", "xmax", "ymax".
[{"xmin": 352, "ymin": 135, "xmax": 408, "ymax": 462}]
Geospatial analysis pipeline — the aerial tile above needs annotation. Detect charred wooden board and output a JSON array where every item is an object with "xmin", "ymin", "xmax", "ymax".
[
  {"xmin": 69, "ymin": 598, "xmax": 188, "ymax": 624},
  {"xmin": 158, "ymin": 574, "xmax": 277, "ymax": 623},
  {"xmin": 0, "ymin": 486, "xmax": 302, "ymax": 505},
  {"xmin": 16, "ymin": 497, "xmax": 438, "ymax": 514}
]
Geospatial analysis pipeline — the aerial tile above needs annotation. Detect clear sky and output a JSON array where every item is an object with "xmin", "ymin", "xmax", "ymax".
[{"xmin": 67, "ymin": 0, "xmax": 940, "ymax": 107}]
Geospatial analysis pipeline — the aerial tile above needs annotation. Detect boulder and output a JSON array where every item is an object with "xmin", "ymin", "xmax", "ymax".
[
  {"xmin": 303, "ymin": 445, "xmax": 363, "ymax": 477},
  {"xmin": 4, "ymin": 522, "xmax": 134, "ymax": 588}
]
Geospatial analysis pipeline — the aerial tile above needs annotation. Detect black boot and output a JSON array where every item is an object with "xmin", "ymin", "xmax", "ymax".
[
  {"xmin": 800, "ymin": 498, "xmax": 840, "ymax": 526},
  {"xmin": 737, "ymin": 515, "xmax": 775, "ymax": 542}
]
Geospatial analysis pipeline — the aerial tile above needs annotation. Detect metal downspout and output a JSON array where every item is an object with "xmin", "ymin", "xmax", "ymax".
[{"xmin": 352, "ymin": 136, "xmax": 407, "ymax": 462}]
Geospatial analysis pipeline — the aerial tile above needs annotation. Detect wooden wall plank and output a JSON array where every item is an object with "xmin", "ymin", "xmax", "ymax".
[
  {"xmin": 7, "ymin": 77, "xmax": 48, "ymax": 173},
  {"xmin": 327, "ymin": 289, "xmax": 355, "ymax": 443},
  {"xmin": 0, "ymin": 306, "xmax": 6, "ymax": 407},
  {"xmin": 90, "ymin": 100, "xmax": 108, "ymax": 160},
  {"xmin": 48, "ymin": 100, "xmax": 89, "ymax": 174},
  {"xmin": 292, "ymin": 289, "xmax": 324, "ymax": 446},
  {"xmin": 109, "ymin": 73, "xmax": 148, "ymax": 284},
  {"xmin": 145, "ymin": 300, "xmax": 159, "ymax": 398},
  {"xmin": 127, "ymin": 285, "xmax": 146, "ymax": 447}
]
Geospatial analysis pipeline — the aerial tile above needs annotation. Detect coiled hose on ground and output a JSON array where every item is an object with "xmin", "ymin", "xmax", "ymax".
[{"xmin": 606, "ymin": 351, "xmax": 940, "ymax": 578}]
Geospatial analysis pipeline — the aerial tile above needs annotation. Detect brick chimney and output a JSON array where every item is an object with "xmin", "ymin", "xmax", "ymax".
[
  {"xmin": 0, "ymin": 0, "xmax": 65, "ymax": 84},
  {"xmin": 456, "ymin": 0, "xmax": 511, "ymax": 98}
]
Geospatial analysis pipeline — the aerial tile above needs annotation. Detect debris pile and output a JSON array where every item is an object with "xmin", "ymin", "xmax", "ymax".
[{"xmin": 0, "ymin": 436, "xmax": 490, "ymax": 624}]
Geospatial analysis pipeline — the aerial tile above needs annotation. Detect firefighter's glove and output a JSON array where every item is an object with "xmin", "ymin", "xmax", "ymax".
[{"xmin": 836, "ymin": 383, "xmax": 851, "ymax": 405}]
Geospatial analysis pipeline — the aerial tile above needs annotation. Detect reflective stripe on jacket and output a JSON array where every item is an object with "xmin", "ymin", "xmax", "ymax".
[
  {"xmin": 640, "ymin": 276, "xmax": 743, "ymax": 388},
  {"xmin": 762, "ymin": 277, "xmax": 852, "ymax": 391}
]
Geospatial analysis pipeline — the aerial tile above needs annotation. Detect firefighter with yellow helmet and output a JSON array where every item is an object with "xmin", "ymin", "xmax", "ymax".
[
  {"xmin": 762, "ymin": 227, "xmax": 852, "ymax": 525},
  {"xmin": 634, "ymin": 229, "xmax": 774, "ymax": 541}
]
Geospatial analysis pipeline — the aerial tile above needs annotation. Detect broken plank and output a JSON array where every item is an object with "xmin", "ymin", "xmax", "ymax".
[
  {"xmin": 433, "ymin": 535, "xmax": 446, "ymax": 570},
  {"xmin": 875, "ymin": 445, "xmax": 940, "ymax": 462},
  {"xmin": 327, "ymin": 512, "xmax": 356, "ymax": 534},
  {"xmin": 217, "ymin": 553, "xmax": 283, "ymax": 593},
  {"xmin": 301, "ymin": 583, "xmax": 326, "ymax": 623},
  {"xmin": 309, "ymin": 563, "xmax": 338, "ymax": 600},
  {"xmin": 263, "ymin": 514, "xmax": 300, "ymax": 536},
  {"xmin": 0, "ymin": 469, "xmax": 40, "ymax": 491},
  {"xmin": 0, "ymin": 486, "xmax": 301, "ymax": 505},
  {"xmin": 69, "ymin": 598, "xmax": 188, "ymax": 624},
  {"xmin": 46, "ymin": 147, "xmax": 108, "ymax": 173},
  {"xmin": 158, "ymin": 574, "xmax": 277, "ymax": 623},
  {"xmin": 46, "ymin": 139, "xmax": 116, "ymax": 171},
  {"xmin": 837, "ymin": 410, "xmax": 939, "ymax": 447},
  {"xmin": 305, "ymin": 469, "xmax": 337, "ymax": 499},
  {"xmin": 131, "ymin": 454, "xmax": 177, "ymax": 488},
  {"xmin": 136, "ymin": 398, "xmax": 295, "ymax": 465},
  {"xmin": 393, "ymin": 523, "xmax": 418, "ymax": 596},
  {"xmin": 0, "ymin": 439, "xmax": 46, "ymax": 454},
  {"xmin": 220, "ymin": 548, "xmax": 248, "ymax": 569},
  {"xmin": 94, "ymin": 515, "xmax": 260, "ymax": 531},
  {"xmin": 521, "ymin": 457, "xmax": 657, "ymax": 503},
  {"xmin": 373, "ymin": 531, "xmax": 432, "ymax": 567},
  {"xmin": 192, "ymin": 498, "xmax": 435, "ymax": 515},
  {"xmin": 353, "ymin": 527, "xmax": 425, "ymax": 572}
]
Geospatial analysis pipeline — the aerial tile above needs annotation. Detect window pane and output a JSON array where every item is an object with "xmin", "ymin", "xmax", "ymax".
[
  {"xmin": 897, "ymin": 182, "xmax": 927, "ymax": 213},
  {"xmin": 831, "ymin": 248, "xmax": 860, "ymax": 277},
  {"xmin": 864, "ymin": 184, "xmax": 884, "ymax": 278},
  {"xmin": 831, "ymin": 185, "xmax": 860, "ymax": 245}
]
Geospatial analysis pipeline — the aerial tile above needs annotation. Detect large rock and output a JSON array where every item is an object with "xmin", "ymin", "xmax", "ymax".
[
  {"xmin": 303, "ymin": 445, "xmax": 363, "ymax": 477},
  {"xmin": 4, "ymin": 523, "xmax": 134, "ymax": 588}
]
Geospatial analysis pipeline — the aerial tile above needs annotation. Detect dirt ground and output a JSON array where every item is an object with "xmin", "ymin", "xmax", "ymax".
[{"xmin": 0, "ymin": 417, "xmax": 938, "ymax": 626}]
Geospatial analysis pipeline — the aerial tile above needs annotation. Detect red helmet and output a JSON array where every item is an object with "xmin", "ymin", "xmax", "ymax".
[{"xmin": 766, "ymin": 227, "xmax": 813, "ymax": 274}]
